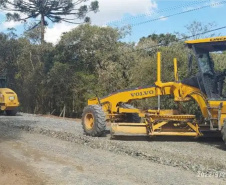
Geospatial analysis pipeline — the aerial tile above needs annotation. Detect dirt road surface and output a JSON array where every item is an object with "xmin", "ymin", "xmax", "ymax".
[{"xmin": 0, "ymin": 113, "xmax": 225, "ymax": 185}]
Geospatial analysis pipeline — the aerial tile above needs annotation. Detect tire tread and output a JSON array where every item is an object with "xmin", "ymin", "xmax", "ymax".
[{"xmin": 82, "ymin": 105, "xmax": 106, "ymax": 137}]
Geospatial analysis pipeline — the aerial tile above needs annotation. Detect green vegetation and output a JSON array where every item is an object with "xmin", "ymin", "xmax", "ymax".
[{"xmin": 0, "ymin": 22, "xmax": 225, "ymax": 118}]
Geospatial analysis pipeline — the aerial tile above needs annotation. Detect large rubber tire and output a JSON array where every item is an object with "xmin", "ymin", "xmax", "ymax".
[
  {"xmin": 221, "ymin": 119, "xmax": 226, "ymax": 144},
  {"xmin": 82, "ymin": 105, "xmax": 106, "ymax": 137},
  {"xmin": 5, "ymin": 109, "xmax": 17, "ymax": 116},
  {"xmin": 120, "ymin": 104, "xmax": 141, "ymax": 123}
]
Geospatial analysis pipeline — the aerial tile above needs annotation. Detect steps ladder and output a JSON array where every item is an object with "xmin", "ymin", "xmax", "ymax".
[{"xmin": 207, "ymin": 102, "xmax": 223, "ymax": 130}]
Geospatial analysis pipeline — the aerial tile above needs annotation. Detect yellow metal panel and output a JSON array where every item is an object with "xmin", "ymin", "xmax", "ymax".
[
  {"xmin": 111, "ymin": 123, "xmax": 148, "ymax": 135},
  {"xmin": 146, "ymin": 109, "xmax": 179, "ymax": 115},
  {"xmin": 186, "ymin": 122, "xmax": 202, "ymax": 136},
  {"xmin": 150, "ymin": 114, "xmax": 195, "ymax": 121},
  {"xmin": 152, "ymin": 121, "xmax": 168, "ymax": 130},
  {"xmin": 174, "ymin": 58, "xmax": 179, "ymax": 81},
  {"xmin": 119, "ymin": 108, "xmax": 140, "ymax": 114},
  {"xmin": 157, "ymin": 52, "xmax": 161, "ymax": 84},
  {"xmin": 150, "ymin": 132, "xmax": 199, "ymax": 137},
  {"xmin": 0, "ymin": 88, "xmax": 19, "ymax": 111},
  {"xmin": 179, "ymin": 85, "xmax": 208, "ymax": 118},
  {"xmin": 185, "ymin": 36, "xmax": 226, "ymax": 44},
  {"xmin": 100, "ymin": 86, "xmax": 160, "ymax": 113},
  {"xmin": 159, "ymin": 110, "xmax": 179, "ymax": 115}
]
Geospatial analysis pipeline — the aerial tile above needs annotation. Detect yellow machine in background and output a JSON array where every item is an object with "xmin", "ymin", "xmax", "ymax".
[
  {"xmin": 0, "ymin": 75, "xmax": 19, "ymax": 116},
  {"xmin": 82, "ymin": 36, "xmax": 226, "ymax": 144}
]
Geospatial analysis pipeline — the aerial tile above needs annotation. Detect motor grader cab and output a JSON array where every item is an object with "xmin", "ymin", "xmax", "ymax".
[
  {"xmin": 0, "ymin": 72, "xmax": 19, "ymax": 116},
  {"xmin": 82, "ymin": 36, "xmax": 226, "ymax": 144},
  {"xmin": 185, "ymin": 37, "xmax": 226, "ymax": 100}
]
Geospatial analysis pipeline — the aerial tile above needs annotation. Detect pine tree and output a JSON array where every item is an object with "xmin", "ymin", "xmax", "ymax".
[{"xmin": 0, "ymin": 0, "xmax": 99, "ymax": 43}]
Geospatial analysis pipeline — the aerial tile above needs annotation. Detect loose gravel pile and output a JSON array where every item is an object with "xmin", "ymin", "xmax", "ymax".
[{"xmin": 1, "ymin": 113, "xmax": 226, "ymax": 179}]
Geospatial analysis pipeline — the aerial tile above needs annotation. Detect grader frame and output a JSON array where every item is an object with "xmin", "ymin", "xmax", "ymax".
[{"xmin": 82, "ymin": 36, "xmax": 226, "ymax": 142}]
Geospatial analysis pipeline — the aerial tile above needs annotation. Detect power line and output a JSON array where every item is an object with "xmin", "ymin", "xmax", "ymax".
[
  {"xmin": 129, "ymin": 1, "xmax": 226, "ymax": 27},
  {"xmin": 121, "ymin": 25, "xmax": 226, "ymax": 55},
  {"xmin": 110, "ymin": 0, "xmax": 211, "ymax": 26}
]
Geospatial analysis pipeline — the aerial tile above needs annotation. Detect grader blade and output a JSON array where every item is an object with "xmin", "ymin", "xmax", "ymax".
[
  {"xmin": 110, "ymin": 123, "xmax": 148, "ymax": 136},
  {"xmin": 110, "ymin": 121, "xmax": 202, "ymax": 137},
  {"xmin": 110, "ymin": 114, "xmax": 203, "ymax": 138}
]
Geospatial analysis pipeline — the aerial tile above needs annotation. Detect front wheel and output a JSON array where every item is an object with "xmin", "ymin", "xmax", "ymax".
[{"xmin": 82, "ymin": 105, "xmax": 106, "ymax": 137}]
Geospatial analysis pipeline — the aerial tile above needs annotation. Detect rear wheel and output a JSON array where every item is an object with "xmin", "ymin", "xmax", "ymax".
[
  {"xmin": 120, "ymin": 104, "xmax": 141, "ymax": 123},
  {"xmin": 222, "ymin": 119, "xmax": 226, "ymax": 144},
  {"xmin": 5, "ymin": 109, "xmax": 17, "ymax": 116},
  {"xmin": 82, "ymin": 105, "xmax": 106, "ymax": 137}
]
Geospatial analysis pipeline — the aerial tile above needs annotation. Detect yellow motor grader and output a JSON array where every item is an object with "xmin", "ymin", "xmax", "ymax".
[{"xmin": 82, "ymin": 36, "xmax": 226, "ymax": 143}]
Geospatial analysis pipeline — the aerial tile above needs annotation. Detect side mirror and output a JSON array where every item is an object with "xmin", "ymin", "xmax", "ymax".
[{"xmin": 188, "ymin": 54, "xmax": 193, "ymax": 75}]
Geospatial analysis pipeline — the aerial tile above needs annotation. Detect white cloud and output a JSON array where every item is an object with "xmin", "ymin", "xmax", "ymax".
[
  {"xmin": 0, "ymin": 0, "xmax": 158, "ymax": 44},
  {"xmin": 1, "ymin": 21, "xmax": 22, "ymax": 30},
  {"xmin": 90, "ymin": 0, "xmax": 157, "ymax": 25},
  {"xmin": 45, "ymin": 23, "xmax": 77, "ymax": 44},
  {"xmin": 45, "ymin": 0, "xmax": 157, "ymax": 44}
]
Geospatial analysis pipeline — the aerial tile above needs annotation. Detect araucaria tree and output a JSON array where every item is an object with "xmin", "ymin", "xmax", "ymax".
[{"xmin": 0, "ymin": 0, "xmax": 99, "ymax": 43}]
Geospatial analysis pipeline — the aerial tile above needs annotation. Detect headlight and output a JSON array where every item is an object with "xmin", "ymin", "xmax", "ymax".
[{"xmin": 9, "ymin": 96, "xmax": 15, "ymax": 100}]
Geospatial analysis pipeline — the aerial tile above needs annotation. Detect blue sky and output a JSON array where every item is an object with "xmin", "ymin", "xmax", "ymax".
[
  {"xmin": 117, "ymin": 0, "xmax": 226, "ymax": 42},
  {"xmin": 0, "ymin": 0, "xmax": 225, "ymax": 44}
]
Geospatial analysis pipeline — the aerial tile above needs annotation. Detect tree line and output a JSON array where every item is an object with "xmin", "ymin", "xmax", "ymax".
[
  {"xmin": 0, "ymin": 0, "xmax": 225, "ymax": 117},
  {"xmin": 0, "ymin": 23, "xmax": 224, "ymax": 118}
]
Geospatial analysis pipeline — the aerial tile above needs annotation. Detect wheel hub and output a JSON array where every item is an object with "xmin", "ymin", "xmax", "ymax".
[{"xmin": 85, "ymin": 113, "xmax": 94, "ymax": 130}]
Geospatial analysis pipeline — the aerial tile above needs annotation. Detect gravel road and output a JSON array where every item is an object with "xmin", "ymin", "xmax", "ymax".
[{"xmin": 0, "ymin": 113, "xmax": 226, "ymax": 185}]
